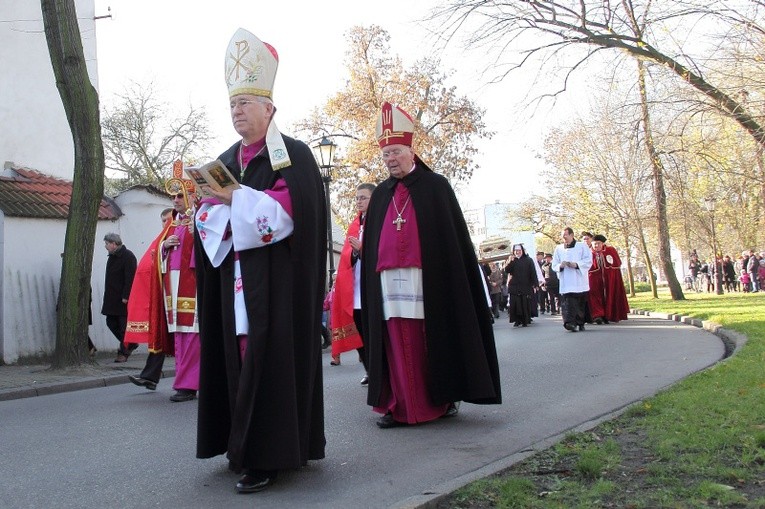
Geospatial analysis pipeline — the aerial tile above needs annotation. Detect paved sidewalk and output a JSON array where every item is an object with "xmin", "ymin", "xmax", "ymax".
[{"xmin": 0, "ymin": 350, "xmax": 176, "ymax": 401}]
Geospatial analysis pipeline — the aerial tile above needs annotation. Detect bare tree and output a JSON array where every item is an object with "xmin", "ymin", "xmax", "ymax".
[
  {"xmin": 101, "ymin": 81, "xmax": 212, "ymax": 193},
  {"xmin": 431, "ymin": 0, "xmax": 765, "ymax": 298},
  {"xmin": 538, "ymin": 96, "xmax": 660, "ymax": 295},
  {"xmin": 41, "ymin": 0, "xmax": 103, "ymax": 367},
  {"xmin": 434, "ymin": 1, "xmax": 765, "ymax": 147}
]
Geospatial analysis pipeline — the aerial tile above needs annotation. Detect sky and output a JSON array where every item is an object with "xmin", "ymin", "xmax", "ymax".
[{"xmin": 92, "ymin": 0, "xmax": 564, "ymax": 210}]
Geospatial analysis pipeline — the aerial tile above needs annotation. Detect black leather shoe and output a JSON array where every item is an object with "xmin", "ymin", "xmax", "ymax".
[
  {"xmin": 128, "ymin": 375, "xmax": 157, "ymax": 391},
  {"xmin": 376, "ymin": 412, "xmax": 405, "ymax": 429},
  {"xmin": 578, "ymin": 324, "xmax": 586, "ymax": 331},
  {"xmin": 236, "ymin": 470, "xmax": 277, "ymax": 494},
  {"xmin": 169, "ymin": 390, "xmax": 196, "ymax": 402},
  {"xmin": 563, "ymin": 322, "xmax": 576, "ymax": 332},
  {"xmin": 360, "ymin": 375, "xmax": 369, "ymax": 386}
]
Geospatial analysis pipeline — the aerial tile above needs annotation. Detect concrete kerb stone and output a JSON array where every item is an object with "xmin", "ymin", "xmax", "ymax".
[
  {"xmin": 627, "ymin": 308, "xmax": 747, "ymax": 358},
  {"xmin": 0, "ymin": 367, "xmax": 176, "ymax": 402},
  {"xmin": 0, "ymin": 374, "xmax": 143, "ymax": 401},
  {"xmin": 399, "ymin": 309, "xmax": 746, "ymax": 509},
  {"xmin": 395, "ymin": 401, "xmax": 645, "ymax": 509}
]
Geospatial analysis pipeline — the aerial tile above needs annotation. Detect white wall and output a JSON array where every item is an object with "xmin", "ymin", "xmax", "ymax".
[
  {"xmin": 0, "ymin": 0, "xmax": 98, "ymax": 178},
  {"xmin": 0, "ymin": 188, "xmax": 171, "ymax": 363},
  {"xmin": 0, "ymin": 211, "xmax": 5, "ymax": 361},
  {"xmin": 113, "ymin": 190, "xmax": 173, "ymax": 256},
  {"xmin": 92, "ymin": 190, "xmax": 171, "ymax": 355},
  {"xmin": 2, "ymin": 218, "xmax": 68, "ymax": 360}
]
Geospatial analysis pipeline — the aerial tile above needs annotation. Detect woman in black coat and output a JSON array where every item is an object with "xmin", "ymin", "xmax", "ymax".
[{"xmin": 504, "ymin": 244, "xmax": 538, "ymax": 327}]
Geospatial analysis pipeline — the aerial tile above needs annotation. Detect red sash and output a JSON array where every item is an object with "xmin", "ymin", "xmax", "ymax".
[
  {"xmin": 125, "ymin": 221, "xmax": 173, "ymax": 354},
  {"xmin": 330, "ymin": 215, "xmax": 364, "ymax": 355}
]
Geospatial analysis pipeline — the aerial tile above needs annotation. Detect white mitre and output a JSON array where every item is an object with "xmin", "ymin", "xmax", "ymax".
[{"xmin": 225, "ymin": 28, "xmax": 290, "ymax": 170}]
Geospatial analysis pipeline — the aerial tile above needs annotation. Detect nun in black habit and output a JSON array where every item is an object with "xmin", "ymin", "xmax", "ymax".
[{"xmin": 504, "ymin": 244, "xmax": 538, "ymax": 327}]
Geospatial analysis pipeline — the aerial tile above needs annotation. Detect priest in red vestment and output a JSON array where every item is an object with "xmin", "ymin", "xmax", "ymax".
[
  {"xmin": 329, "ymin": 183, "xmax": 375, "ymax": 384},
  {"xmin": 587, "ymin": 234, "xmax": 629, "ymax": 323},
  {"xmin": 360, "ymin": 102, "xmax": 501, "ymax": 429},
  {"xmin": 125, "ymin": 176, "xmax": 201, "ymax": 403}
]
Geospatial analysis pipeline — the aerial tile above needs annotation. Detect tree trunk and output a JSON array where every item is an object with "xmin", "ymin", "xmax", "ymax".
[
  {"xmin": 622, "ymin": 231, "xmax": 636, "ymax": 297},
  {"xmin": 635, "ymin": 215, "xmax": 658, "ymax": 298},
  {"xmin": 41, "ymin": 0, "xmax": 105, "ymax": 368},
  {"xmin": 636, "ymin": 60, "xmax": 684, "ymax": 300}
]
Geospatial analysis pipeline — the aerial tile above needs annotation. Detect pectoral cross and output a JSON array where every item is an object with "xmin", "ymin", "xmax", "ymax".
[{"xmin": 393, "ymin": 215, "xmax": 406, "ymax": 231}]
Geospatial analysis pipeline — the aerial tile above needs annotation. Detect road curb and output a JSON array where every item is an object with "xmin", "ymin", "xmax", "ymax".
[
  {"xmin": 629, "ymin": 307, "xmax": 746, "ymax": 358},
  {"xmin": 0, "ymin": 369, "xmax": 176, "ymax": 402},
  {"xmin": 394, "ymin": 310, "xmax": 741, "ymax": 509}
]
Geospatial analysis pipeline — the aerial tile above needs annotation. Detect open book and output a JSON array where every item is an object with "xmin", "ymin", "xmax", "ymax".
[{"xmin": 185, "ymin": 159, "xmax": 241, "ymax": 197}]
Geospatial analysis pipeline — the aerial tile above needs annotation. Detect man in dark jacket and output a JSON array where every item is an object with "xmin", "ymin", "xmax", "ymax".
[
  {"xmin": 360, "ymin": 102, "xmax": 501, "ymax": 430},
  {"xmin": 101, "ymin": 232, "xmax": 137, "ymax": 362},
  {"xmin": 542, "ymin": 253, "xmax": 560, "ymax": 314}
]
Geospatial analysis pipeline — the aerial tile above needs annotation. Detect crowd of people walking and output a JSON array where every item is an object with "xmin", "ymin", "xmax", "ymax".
[
  {"xmin": 479, "ymin": 230, "xmax": 629, "ymax": 332},
  {"xmin": 687, "ymin": 249, "xmax": 765, "ymax": 293}
]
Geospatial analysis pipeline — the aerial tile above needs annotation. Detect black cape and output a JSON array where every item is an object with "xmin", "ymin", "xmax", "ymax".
[
  {"xmin": 360, "ymin": 160, "xmax": 502, "ymax": 407},
  {"xmin": 195, "ymin": 135, "xmax": 326, "ymax": 471}
]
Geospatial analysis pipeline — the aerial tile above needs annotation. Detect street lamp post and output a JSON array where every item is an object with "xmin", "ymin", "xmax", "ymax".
[
  {"xmin": 312, "ymin": 136, "xmax": 337, "ymax": 287},
  {"xmin": 703, "ymin": 197, "xmax": 725, "ymax": 295}
]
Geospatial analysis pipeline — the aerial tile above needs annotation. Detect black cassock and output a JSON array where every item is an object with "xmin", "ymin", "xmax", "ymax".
[
  {"xmin": 195, "ymin": 135, "xmax": 326, "ymax": 472},
  {"xmin": 360, "ymin": 158, "xmax": 502, "ymax": 408}
]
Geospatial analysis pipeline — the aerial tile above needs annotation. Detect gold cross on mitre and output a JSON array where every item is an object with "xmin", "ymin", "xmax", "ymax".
[{"xmin": 378, "ymin": 129, "xmax": 406, "ymax": 144}]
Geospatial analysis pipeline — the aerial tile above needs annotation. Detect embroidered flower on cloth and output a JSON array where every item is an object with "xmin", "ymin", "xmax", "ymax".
[
  {"xmin": 235, "ymin": 276, "xmax": 243, "ymax": 294},
  {"xmin": 256, "ymin": 216, "xmax": 274, "ymax": 243},
  {"xmin": 196, "ymin": 211, "xmax": 208, "ymax": 237}
]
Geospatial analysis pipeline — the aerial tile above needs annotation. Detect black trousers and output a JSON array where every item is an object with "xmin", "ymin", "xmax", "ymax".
[
  {"xmin": 353, "ymin": 309, "xmax": 369, "ymax": 372},
  {"xmin": 538, "ymin": 290, "xmax": 549, "ymax": 312},
  {"xmin": 139, "ymin": 352, "xmax": 166, "ymax": 383},
  {"xmin": 546, "ymin": 288, "xmax": 559, "ymax": 313},
  {"xmin": 490, "ymin": 293, "xmax": 501, "ymax": 317},
  {"xmin": 105, "ymin": 315, "xmax": 135, "ymax": 355},
  {"xmin": 561, "ymin": 292, "xmax": 588, "ymax": 326}
]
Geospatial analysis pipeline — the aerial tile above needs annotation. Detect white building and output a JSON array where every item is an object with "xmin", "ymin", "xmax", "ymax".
[
  {"xmin": 0, "ymin": 2, "xmax": 343, "ymax": 362},
  {"xmin": 0, "ymin": 1, "xmax": 175, "ymax": 363},
  {"xmin": 1, "ymin": 1, "xmax": 99, "ymax": 179},
  {"xmin": 0, "ymin": 164, "xmax": 170, "ymax": 363}
]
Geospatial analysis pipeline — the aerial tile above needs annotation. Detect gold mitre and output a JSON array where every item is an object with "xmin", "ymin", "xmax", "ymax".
[{"xmin": 225, "ymin": 28, "xmax": 278, "ymax": 99}]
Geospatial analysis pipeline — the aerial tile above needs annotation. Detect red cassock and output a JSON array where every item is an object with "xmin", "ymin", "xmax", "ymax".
[
  {"xmin": 588, "ymin": 245, "xmax": 629, "ymax": 322},
  {"xmin": 329, "ymin": 214, "xmax": 364, "ymax": 356}
]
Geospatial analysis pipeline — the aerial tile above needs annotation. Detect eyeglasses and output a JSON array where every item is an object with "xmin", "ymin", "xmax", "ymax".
[
  {"xmin": 381, "ymin": 148, "xmax": 406, "ymax": 159},
  {"xmin": 230, "ymin": 99, "xmax": 260, "ymax": 110},
  {"xmin": 173, "ymin": 193, "xmax": 184, "ymax": 199}
]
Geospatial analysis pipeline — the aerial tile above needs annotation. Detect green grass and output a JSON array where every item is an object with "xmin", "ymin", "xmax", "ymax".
[{"xmin": 446, "ymin": 290, "xmax": 765, "ymax": 508}]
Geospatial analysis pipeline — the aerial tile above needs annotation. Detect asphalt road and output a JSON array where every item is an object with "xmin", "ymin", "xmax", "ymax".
[{"xmin": 0, "ymin": 313, "xmax": 724, "ymax": 509}]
